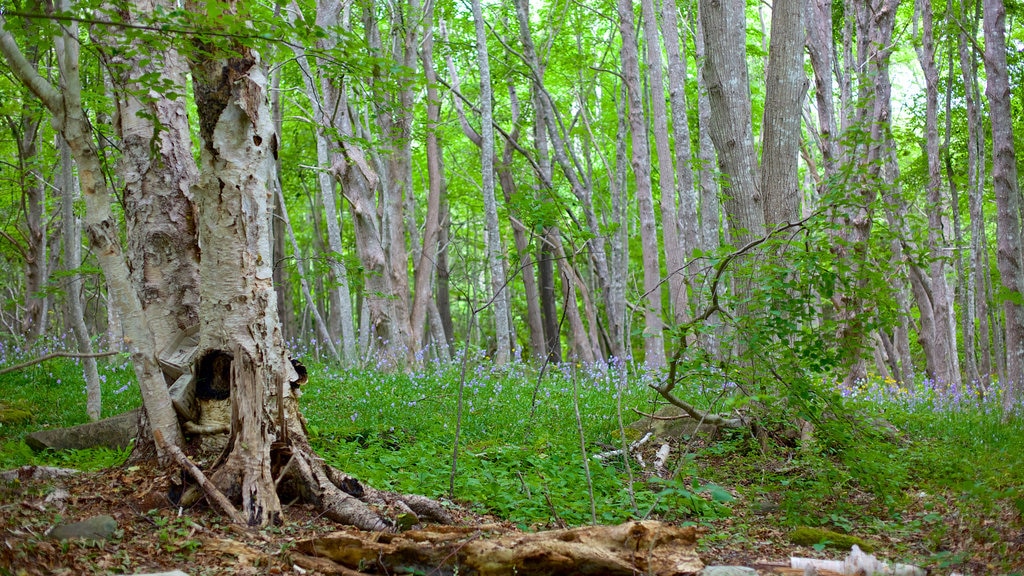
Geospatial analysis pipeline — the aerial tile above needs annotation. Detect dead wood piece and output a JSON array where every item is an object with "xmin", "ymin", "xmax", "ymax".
[
  {"xmin": 291, "ymin": 553, "xmax": 373, "ymax": 575},
  {"xmin": 297, "ymin": 521, "xmax": 702, "ymax": 576},
  {"xmin": 154, "ymin": 429, "xmax": 245, "ymax": 524}
]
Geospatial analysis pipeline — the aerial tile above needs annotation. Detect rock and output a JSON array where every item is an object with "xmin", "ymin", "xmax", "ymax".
[
  {"xmin": 48, "ymin": 514, "xmax": 118, "ymax": 540},
  {"xmin": 700, "ymin": 567, "xmax": 758, "ymax": 576},
  {"xmin": 25, "ymin": 409, "xmax": 139, "ymax": 452}
]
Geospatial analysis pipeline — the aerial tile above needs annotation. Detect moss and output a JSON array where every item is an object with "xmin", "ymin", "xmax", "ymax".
[
  {"xmin": 0, "ymin": 407, "xmax": 32, "ymax": 425},
  {"xmin": 788, "ymin": 526, "xmax": 874, "ymax": 552}
]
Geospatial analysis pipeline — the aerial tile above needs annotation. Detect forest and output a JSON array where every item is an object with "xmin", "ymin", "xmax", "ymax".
[{"xmin": 0, "ymin": 0, "xmax": 1023, "ymax": 573}]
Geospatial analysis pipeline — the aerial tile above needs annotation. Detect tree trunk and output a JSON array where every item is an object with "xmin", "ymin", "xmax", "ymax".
[
  {"xmin": 641, "ymin": 0, "xmax": 688, "ymax": 325},
  {"xmin": 915, "ymin": 0, "xmax": 959, "ymax": 388},
  {"xmin": 660, "ymin": 0, "xmax": 700, "ymax": 281},
  {"xmin": 0, "ymin": 5, "xmax": 183, "ymax": 457},
  {"xmin": 805, "ymin": 0, "xmax": 840, "ymax": 179},
  {"xmin": 4, "ymin": 3, "xmax": 48, "ymax": 344},
  {"xmin": 760, "ymin": 0, "xmax": 807, "ymax": 227},
  {"xmin": 959, "ymin": 3, "xmax": 992, "ymax": 385},
  {"xmin": 187, "ymin": 20, "xmax": 397, "ymax": 528},
  {"xmin": 618, "ymin": 0, "xmax": 666, "ymax": 368},
  {"xmin": 469, "ymin": 0, "xmax": 511, "ymax": 365},
  {"xmin": 694, "ymin": 4, "xmax": 723, "ymax": 360},
  {"xmin": 982, "ymin": 0, "xmax": 1024, "ymax": 412},
  {"xmin": 699, "ymin": 0, "xmax": 765, "ymax": 246},
  {"xmin": 409, "ymin": 1, "xmax": 447, "ymax": 358},
  {"xmin": 103, "ymin": 0, "xmax": 201, "ymax": 354},
  {"xmin": 58, "ymin": 135, "xmax": 101, "ymax": 421}
]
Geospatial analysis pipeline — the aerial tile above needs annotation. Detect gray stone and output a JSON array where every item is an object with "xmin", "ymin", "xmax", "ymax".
[
  {"xmin": 25, "ymin": 409, "xmax": 139, "ymax": 452},
  {"xmin": 699, "ymin": 567, "xmax": 758, "ymax": 576},
  {"xmin": 48, "ymin": 514, "xmax": 118, "ymax": 540}
]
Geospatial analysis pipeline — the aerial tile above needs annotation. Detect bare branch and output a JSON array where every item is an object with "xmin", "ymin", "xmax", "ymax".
[{"xmin": 0, "ymin": 351, "xmax": 119, "ymax": 376}]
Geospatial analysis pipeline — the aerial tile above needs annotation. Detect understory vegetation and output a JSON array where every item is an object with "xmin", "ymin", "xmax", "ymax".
[{"xmin": 1, "ymin": 340, "xmax": 1022, "ymax": 571}]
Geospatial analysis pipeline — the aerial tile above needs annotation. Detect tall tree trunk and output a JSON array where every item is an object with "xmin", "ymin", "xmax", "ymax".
[
  {"xmin": 982, "ymin": 0, "xmax": 1024, "ymax": 411},
  {"xmin": 59, "ymin": 135, "xmax": 101, "ymax": 421},
  {"xmin": 270, "ymin": 55, "xmax": 295, "ymax": 346},
  {"xmin": 469, "ymin": 0, "xmax": 511, "ymax": 365},
  {"xmin": 0, "ymin": 5, "xmax": 183, "ymax": 455},
  {"xmin": 104, "ymin": 0, "xmax": 201, "ymax": 354},
  {"xmin": 760, "ymin": 0, "xmax": 807, "ymax": 227},
  {"xmin": 641, "ymin": 0, "xmax": 687, "ymax": 325},
  {"xmin": 694, "ymin": 4, "xmax": 723, "ymax": 360},
  {"xmin": 805, "ymin": 0, "xmax": 840, "ymax": 179},
  {"xmin": 618, "ymin": 0, "xmax": 666, "ymax": 368},
  {"xmin": 699, "ymin": 0, "xmax": 765, "ymax": 246},
  {"xmin": 959, "ymin": 2, "xmax": 992, "ymax": 385},
  {"xmin": 915, "ymin": 0, "xmax": 959, "ymax": 387},
  {"xmin": 409, "ymin": 1, "xmax": 447, "ymax": 359},
  {"xmin": 14, "ymin": 100, "xmax": 48, "ymax": 343},
  {"xmin": 944, "ymin": 1, "xmax": 978, "ymax": 388}
]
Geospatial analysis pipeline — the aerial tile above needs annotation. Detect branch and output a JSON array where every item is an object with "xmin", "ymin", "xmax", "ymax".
[
  {"xmin": 0, "ymin": 17, "xmax": 62, "ymax": 113},
  {"xmin": 153, "ymin": 429, "xmax": 245, "ymax": 524},
  {"xmin": 0, "ymin": 351, "xmax": 119, "ymax": 375}
]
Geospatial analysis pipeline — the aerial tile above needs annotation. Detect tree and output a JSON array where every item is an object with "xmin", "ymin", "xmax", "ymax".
[
  {"xmin": 618, "ymin": 0, "xmax": 666, "ymax": 368},
  {"xmin": 982, "ymin": 0, "xmax": 1024, "ymax": 412},
  {"xmin": 470, "ymin": 0, "xmax": 512, "ymax": 364},
  {"xmin": 0, "ymin": 0, "xmax": 184, "ymax": 457}
]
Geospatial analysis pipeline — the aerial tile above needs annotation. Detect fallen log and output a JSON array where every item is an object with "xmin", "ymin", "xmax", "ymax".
[{"xmin": 294, "ymin": 520, "xmax": 703, "ymax": 575}]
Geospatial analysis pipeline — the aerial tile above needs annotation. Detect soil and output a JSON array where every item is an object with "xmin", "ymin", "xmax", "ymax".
[{"xmin": 0, "ymin": 464, "xmax": 1021, "ymax": 575}]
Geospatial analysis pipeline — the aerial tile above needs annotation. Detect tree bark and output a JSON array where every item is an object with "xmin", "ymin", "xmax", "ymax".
[
  {"xmin": 914, "ymin": 0, "xmax": 959, "ymax": 388},
  {"xmin": 618, "ymin": 0, "xmax": 666, "ymax": 368},
  {"xmin": 760, "ymin": 0, "xmax": 807, "ymax": 227},
  {"xmin": 659, "ymin": 0, "xmax": 700, "ymax": 314},
  {"xmin": 699, "ymin": 0, "xmax": 765, "ymax": 246},
  {"xmin": 409, "ymin": 1, "xmax": 447, "ymax": 359},
  {"xmin": 641, "ymin": 0, "xmax": 688, "ymax": 325},
  {"xmin": 103, "ymin": 0, "xmax": 201, "ymax": 354},
  {"xmin": 959, "ymin": 1, "xmax": 992, "ymax": 385},
  {"xmin": 58, "ymin": 135, "xmax": 102, "ymax": 421},
  {"xmin": 0, "ymin": 4, "xmax": 183, "ymax": 457},
  {"xmin": 469, "ymin": 0, "xmax": 511, "ymax": 365},
  {"xmin": 982, "ymin": 0, "xmax": 1024, "ymax": 411}
]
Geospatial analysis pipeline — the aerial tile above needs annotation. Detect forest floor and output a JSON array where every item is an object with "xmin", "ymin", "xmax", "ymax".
[{"xmin": 1, "ymin": 449, "xmax": 1021, "ymax": 576}]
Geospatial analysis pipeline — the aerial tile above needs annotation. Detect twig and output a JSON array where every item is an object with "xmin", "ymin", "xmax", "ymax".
[
  {"xmin": 153, "ymin": 429, "xmax": 244, "ymax": 524},
  {"xmin": 0, "ymin": 351, "xmax": 119, "ymax": 375}
]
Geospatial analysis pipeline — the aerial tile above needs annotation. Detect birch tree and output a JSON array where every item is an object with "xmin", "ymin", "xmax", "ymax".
[
  {"xmin": 618, "ymin": 0, "xmax": 666, "ymax": 368},
  {"xmin": 0, "ymin": 2, "xmax": 183, "ymax": 455}
]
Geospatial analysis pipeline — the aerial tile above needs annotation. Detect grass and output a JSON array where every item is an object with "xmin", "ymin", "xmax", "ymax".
[{"xmin": 1, "ymin": 340, "xmax": 1022, "ymax": 570}]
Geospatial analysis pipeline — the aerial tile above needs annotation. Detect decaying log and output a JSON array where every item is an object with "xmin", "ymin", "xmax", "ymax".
[{"xmin": 295, "ymin": 520, "xmax": 703, "ymax": 575}]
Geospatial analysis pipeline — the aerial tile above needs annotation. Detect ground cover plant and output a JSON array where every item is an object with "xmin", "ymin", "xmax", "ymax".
[{"xmin": 0, "ymin": 339, "xmax": 1022, "ymax": 573}]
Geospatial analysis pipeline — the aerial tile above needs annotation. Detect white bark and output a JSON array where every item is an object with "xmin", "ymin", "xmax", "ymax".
[
  {"xmin": 618, "ymin": 0, "xmax": 666, "ymax": 368},
  {"xmin": 471, "ymin": 0, "xmax": 511, "ymax": 365},
  {"xmin": 641, "ymin": 0, "xmax": 688, "ymax": 325},
  {"xmin": 58, "ymin": 135, "xmax": 101, "ymax": 421},
  {"xmin": 0, "ymin": 7, "xmax": 183, "ymax": 455}
]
